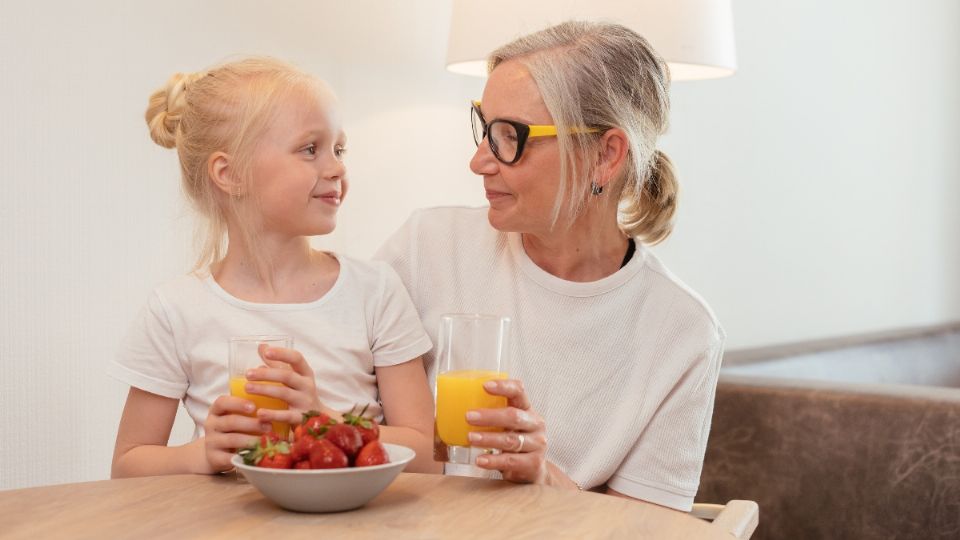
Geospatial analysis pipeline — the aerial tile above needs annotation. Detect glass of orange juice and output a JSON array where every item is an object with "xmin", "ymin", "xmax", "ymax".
[
  {"xmin": 433, "ymin": 314, "xmax": 511, "ymax": 478},
  {"xmin": 228, "ymin": 335, "xmax": 293, "ymax": 440}
]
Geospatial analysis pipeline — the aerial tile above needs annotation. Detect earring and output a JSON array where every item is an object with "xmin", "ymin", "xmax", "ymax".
[{"xmin": 590, "ymin": 182, "xmax": 603, "ymax": 195}]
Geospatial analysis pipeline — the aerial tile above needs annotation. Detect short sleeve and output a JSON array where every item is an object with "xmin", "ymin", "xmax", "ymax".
[
  {"xmin": 372, "ymin": 211, "xmax": 421, "ymax": 306},
  {"xmin": 368, "ymin": 264, "xmax": 433, "ymax": 367},
  {"xmin": 607, "ymin": 339, "xmax": 724, "ymax": 511},
  {"xmin": 107, "ymin": 291, "xmax": 189, "ymax": 399}
]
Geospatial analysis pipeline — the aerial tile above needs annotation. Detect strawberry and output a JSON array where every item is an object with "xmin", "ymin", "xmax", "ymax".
[
  {"xmin": 294, "ymin": 460, "xmax": 312, "ymax": 470},
  {"xmin": 355, "ymin": 440, "xmax": 390, "ymax": 467},
  {"xmin": 260, "ymin": 431, "xmax": 282, "ymax": 446},
  {"xmin": 293, "ymin": 424, "xmax": 309, "ymax": 442},
  {"xmin": 290, "ymin": 434, "xmax": 321, "ymax": 462},
  {"xmin": 238, "ymin": 437, "xmax": 291, "ymax": 468},
  {"xmin": 294, "ymin": 410, "xmax": 333, "ymax": 441},
  {"xmin": 258, "ymin": 452, "xmax": 293, "ymax": 469},
  {"xmin": 324, "ymin": 424, "xmax": 363, "ymax": 458},
  {"xmin": 344, "ymin": 404, "xmax": 380, "ymax": 445},
  {"xmin": 309, "ymin": 438, "xmax": 349, "ymax": 469}
]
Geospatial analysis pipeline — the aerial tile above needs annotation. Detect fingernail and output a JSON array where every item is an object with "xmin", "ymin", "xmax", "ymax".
[
  {"xmin": 476, "ymin": 456, "xmax": 488, "ymax": 466},
  {"xmin": 260, "ymin": 423, "xmax": 271, "ymax": 432},
  {"xmin": 468, "ymin": 432, "xmax": 481, "ymax": 443},
  {"xmin": 264, "ymin": 349, "xmax": 275, "ymax": 359},
  {"xmin": 465, "ymin": 411, "xmax": 480, "ymax": 422},
  {"xmin": 246, "ymin": 370, "xmax": 255, "ymax": 379},
  {"xmin": 245, "ymin": 403, "xmax": 255, "ymax": 412},
  {"xmin": 483, "ymin": 381, "xmax": 496, "ymax": 390}
]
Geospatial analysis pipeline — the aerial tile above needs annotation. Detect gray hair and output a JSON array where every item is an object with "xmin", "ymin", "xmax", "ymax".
[{"xmin": 489, "ymin": 20, "xmax": 678, "ymax": 244}]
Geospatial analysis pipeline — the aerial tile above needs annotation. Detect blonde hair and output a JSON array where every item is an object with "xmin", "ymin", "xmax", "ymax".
[
  {"xmin": 489, "ymin": 21, "xmax": 677, "ymax": 244},
  {"xmin": 145, "ymin": 57, "xmax": 327, "ymax": 273}
]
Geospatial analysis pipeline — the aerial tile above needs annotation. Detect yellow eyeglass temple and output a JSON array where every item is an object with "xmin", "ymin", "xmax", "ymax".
[{"xmin": 472, "ymin": 100, "xmax": 598, "ymax": 138}]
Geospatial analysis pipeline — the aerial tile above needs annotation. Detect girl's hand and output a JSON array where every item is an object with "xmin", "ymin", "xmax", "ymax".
[
  {"xmin": 244, "ymin": 345, "xmax": 334, "ymax": 425},
  {"xmin": 203, "ymin": 395, "xmax": 270, "ymax": 472},
  {"xmin": 465, "ymin": 379, "xmax": 549, "ymax": 484}
]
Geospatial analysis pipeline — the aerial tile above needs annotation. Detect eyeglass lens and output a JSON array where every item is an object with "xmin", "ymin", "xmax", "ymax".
[{"xmin": 471, "ymin": 106, "xmax": 520, "ymax": 163}]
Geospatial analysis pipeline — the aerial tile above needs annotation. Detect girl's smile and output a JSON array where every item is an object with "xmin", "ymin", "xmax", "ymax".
[{"xmin": 312, "ymin": 189, "xmax": 342, "ymax": 206}]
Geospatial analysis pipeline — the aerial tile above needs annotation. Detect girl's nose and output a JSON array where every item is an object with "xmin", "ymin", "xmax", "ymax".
[{"xmin": 323, "ymin": 153, "xmax": 346, "ymax": 180}]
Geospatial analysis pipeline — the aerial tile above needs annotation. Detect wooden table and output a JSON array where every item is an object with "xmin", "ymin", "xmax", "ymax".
[{"xmin": 0, "ymin": 473, "xmax": 732, "ymax": 539}]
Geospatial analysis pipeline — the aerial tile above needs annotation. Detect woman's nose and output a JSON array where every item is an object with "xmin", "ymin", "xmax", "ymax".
[{"xmin": 469, "ymin": 139, "xmax": 499, "ymax": 176}]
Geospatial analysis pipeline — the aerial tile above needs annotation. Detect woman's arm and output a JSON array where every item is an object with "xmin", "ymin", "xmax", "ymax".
[
  {"xmin": 606, "ymin": 488, "xmax": 686, "ymax": 513},
  {"xmin": 375, "ymin": 357, "xmax": 443, "ymax": 474}
]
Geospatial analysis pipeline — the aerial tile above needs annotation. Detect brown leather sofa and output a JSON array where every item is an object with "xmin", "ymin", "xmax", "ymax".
[{"xmin": 696, "ymin": 324, "xmax": 960, "ymax": 539}]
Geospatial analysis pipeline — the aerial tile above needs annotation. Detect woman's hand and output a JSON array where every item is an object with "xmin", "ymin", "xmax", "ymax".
[
  {"xmin": 465, "ymin": 378, "xmax": 549, "ymax": 484},
  {"xmin": 244, "ymin": 345, "xmax": 337, "ymax": 425},
  {"xmin": 202, "ymin": 395, "xmax": 269, "ymax": 472}
]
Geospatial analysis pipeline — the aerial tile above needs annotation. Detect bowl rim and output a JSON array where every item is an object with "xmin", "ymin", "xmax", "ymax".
[{"xmin": 231, "ymin": 442, "xmax": 415, "ymax": 475}]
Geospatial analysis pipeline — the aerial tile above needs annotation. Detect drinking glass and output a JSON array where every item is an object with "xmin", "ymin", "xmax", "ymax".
[
  {"xmin": 433, "ymin": 314, "xmax": 511, "ymax": 477},
  {"xmin": 228, "ymin": 335, "xmax": 293, "ymax": 439}
]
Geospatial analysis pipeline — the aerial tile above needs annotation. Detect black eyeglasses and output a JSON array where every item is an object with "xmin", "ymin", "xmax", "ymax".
[{"xmin": 470, "ymin": 101, "xmax": 600, "ymax": 165}]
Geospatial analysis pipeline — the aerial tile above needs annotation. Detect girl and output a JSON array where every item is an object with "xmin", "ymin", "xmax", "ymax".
[{"xmin": 110, "ymin": 57, "xmax": 438, "ymax": 476}]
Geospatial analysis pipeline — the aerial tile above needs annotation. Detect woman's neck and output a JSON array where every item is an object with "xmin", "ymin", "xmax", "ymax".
[
  {"xmin": 521, "ymin": 209, "xmax": 629, "ymax": 282},
  {"xmin": 212, "ymin": 233, "xmax": 339, "ymax": 304}
]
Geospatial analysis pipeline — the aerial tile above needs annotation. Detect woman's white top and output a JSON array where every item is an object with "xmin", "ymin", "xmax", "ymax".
[{"xmin": 376, "ymin": 207, "xmax": 724, "ymax": 511}]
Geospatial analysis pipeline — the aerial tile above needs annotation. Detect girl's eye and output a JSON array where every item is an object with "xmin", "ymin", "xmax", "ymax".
[
  {"xmin": 302, "ymin": 144, "xmax": 317, "ymax": 155},
  {"xmin": 334, "ymin": 145, "xmax": 347, "ymax": 159}
]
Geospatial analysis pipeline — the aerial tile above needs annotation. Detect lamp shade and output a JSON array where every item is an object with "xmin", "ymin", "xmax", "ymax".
[{"xmin": 446, "ymin": 0, "xmax": 737, "ymax": 81}]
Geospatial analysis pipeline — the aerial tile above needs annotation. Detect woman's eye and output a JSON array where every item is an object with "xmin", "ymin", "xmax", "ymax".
[
  {"xmin": 302, "ymin": 144, "xmax": 317, "ymax": 155},
  {"xmin": 334, "ymin": 145, "xmax": 347, "ymax": 159}
]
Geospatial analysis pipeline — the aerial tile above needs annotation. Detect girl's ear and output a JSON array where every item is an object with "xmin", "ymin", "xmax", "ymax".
[
  {"xmin": 208, "ymin": 151, "xmax": 242, "ymax": 197},
  {"xmin": 594, "ymin": 127, "xmax": 629, "ymax": 190}
]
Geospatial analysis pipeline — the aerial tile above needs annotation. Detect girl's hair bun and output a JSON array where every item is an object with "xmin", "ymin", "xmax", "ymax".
[{"xmin": 145, "ymin": 71, "xmax": 204, "ymax": 148}]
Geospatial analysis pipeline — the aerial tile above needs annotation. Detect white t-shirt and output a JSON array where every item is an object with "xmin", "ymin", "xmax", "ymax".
[
  {"xmin": 109, "ymin": 254, "xmax": 432, "ymax": 440},
  {"xmin": 375, "ymin": 207, "xmax": 724, "ymax": 511}
]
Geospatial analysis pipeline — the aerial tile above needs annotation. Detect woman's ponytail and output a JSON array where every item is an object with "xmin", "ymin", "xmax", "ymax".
[{"xmin": 620, "ymin": 150, "xmax": 678, "ymax": 245}]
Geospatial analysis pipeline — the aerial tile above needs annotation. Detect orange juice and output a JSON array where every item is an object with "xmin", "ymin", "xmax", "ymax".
[
  {"xmin": 436, "ymin": 370, "xmax": 508, "ymax": 447},
  {"xmin": 228, "ymin": 376, "xmax": 290, "ymax": 439}
]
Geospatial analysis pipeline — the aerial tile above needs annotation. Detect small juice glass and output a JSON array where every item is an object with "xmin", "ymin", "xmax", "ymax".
[{"xmin": 228, "ymin": 335, "xmax": 292, "ymax": 439}]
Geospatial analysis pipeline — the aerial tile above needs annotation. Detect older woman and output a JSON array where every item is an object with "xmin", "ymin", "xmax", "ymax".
[{"xmin": 376, "ymin": 21, "xmax": 722, "ymax": 511}]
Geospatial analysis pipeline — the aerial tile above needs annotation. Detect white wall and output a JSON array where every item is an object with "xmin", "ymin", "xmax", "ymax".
[
  {"xmin": 657, "ymin": 1, "xmax": 960, "ymax": 347},
  {"xmin": 1, "ymin": 0, "xmax": 958, "ymax": 490}
]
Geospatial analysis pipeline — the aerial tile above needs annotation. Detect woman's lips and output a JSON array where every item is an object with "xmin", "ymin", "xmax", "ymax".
[{"xmin": 485, "ymin": 189, "xmax": 511, "ymax": 201}]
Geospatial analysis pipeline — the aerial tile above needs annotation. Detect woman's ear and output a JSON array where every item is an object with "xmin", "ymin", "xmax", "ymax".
[
  {"xmin": 208, "ymin": 151, "xmax": 241, "ymax": 197},
  {"xmin": 595, "ymin": 128, "xmax": 629, "ymax": 189}
]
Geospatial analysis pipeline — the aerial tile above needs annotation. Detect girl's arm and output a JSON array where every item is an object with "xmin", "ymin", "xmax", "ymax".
[
  {"xmin": 112, "ymin": 387, "xmax": 265, "ymax": 477},
  {"xmin": 375, "ymin": 357, "xmax": 443, "ymax": 474},
  {"xmin": 111, "ymin": 387, "xmax": 209, "ymax": 477}
]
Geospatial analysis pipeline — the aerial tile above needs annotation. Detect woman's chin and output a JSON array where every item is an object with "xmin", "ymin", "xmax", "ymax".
[{"xmin": 486, "ymin": 207, "xmax": 521, "ymax": 233}]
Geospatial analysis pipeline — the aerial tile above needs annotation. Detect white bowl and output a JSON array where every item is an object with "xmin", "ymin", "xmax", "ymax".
[{"xmin": 232, "ymin": 443, "xmax": 415, "ymax": 512}]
